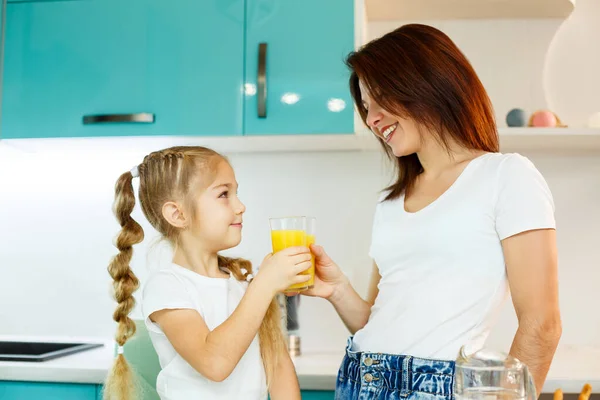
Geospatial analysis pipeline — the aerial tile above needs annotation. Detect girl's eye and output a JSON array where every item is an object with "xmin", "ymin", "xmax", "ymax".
[{"xmin": 219, "ymin": 191, "xmax": 229, "ymax": 198}]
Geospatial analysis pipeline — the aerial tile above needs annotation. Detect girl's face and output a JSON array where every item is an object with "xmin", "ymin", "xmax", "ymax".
[
  {"xmin": 359, "ymin": 80, "xmax": 423, "ymax": 158},
  {"xmin": 189, "ymin": 160, "xmax": 246, "ymax": 252}
]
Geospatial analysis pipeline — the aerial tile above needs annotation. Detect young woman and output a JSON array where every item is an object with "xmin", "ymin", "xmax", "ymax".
[{"xmin": 301, "ymin": 24, "xmax": 561, "ymax": 400}]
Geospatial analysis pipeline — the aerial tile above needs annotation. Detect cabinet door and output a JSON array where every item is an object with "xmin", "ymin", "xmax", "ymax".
[
  {"xmin": 244, "ymin": 0, "xmax": 354, "ymax": 135},
  {"xmin": 1, "ymin": 0, "xmax": 4, "ymax": 130},
  {"xmin": 7, "ymin": 1, "xmax": 80, "ymax": 3},
  {"xmin": 2, "ymin": 0, "xmax": 244, "ymax": 139},
  {"xmin": 301, "ymin": 390, "xmax": 335, "ymax": 399},
  {"xmin": 0, "ymin": 381, "xmax": 96, "ymax": 400}
]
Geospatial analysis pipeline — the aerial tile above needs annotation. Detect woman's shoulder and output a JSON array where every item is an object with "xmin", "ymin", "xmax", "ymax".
[
  {"xmin": 376, "ymin": 190, "xmax": 390, "ymax": 203},
  {"xmin": 482, "ymin": 152, "xmax": 553, "ymax": 207},
  {"xmin": 374, "ymin": 189, "xmax": 403, "ymax": 212},
  {"xmin": 480, "ymin": 151, "xmax": 530, "ymax": 166},
  {"xmin": 478, "ymin": 152, "xmax": 542, "ymax": 179}
]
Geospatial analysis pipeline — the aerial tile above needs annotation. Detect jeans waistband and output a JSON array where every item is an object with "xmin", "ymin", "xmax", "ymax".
[{"xmin": 345, "ymin": 336, "xmax": 455, "ymax": 375}]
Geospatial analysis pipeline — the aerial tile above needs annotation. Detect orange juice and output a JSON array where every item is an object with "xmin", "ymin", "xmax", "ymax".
[{"xmin": 270, "ymin": 229, "xmax": 315, "ymax": 291}]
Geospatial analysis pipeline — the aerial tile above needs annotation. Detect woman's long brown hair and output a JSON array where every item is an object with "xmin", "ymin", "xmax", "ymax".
[
  {"xmin": 346, "ymin": 23, "xmax": 499, "ymax": 200},
  {"xmin": 105, "ymin": 146, "xmax": 284, "ymax": 399}
]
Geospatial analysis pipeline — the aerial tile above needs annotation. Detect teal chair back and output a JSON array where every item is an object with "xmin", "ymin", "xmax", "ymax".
[{"xmin": 117, "ymin": 319, "xmax": 162, "ymax": 400}]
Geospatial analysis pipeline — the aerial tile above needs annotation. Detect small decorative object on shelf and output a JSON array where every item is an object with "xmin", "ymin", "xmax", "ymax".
[
  {"xmin": 528, "ymin": 110, "xmax": 567, "ymax": 128},
  {"xmin": 506, "ymin": 108, "xmax": 527, "ymax": 127}
]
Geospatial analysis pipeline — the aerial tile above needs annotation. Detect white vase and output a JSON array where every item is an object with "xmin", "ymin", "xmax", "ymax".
[{"xmin": 543, "ymin": 0, "xmax": 600, "ymax": 127}]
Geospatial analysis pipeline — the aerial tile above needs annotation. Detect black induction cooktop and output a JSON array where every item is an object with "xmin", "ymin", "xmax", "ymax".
[{"xmin": 0, "ymin": 341, "xmax": 104, "ymax": 362}]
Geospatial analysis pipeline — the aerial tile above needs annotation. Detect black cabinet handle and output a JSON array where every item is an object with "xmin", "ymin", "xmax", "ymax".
[
  {"xmin": 83, "ymin": 113, "xmax": 155, "ymax": 124},
  {"xmin": 258, "ymin": 43, "xmax": 267, "ymax": 118}
]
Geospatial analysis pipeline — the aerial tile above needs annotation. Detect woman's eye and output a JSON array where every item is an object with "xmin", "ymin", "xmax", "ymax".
[{"xmin": 219, "ymin": 191, "xmax": 229, "ymax": 198}]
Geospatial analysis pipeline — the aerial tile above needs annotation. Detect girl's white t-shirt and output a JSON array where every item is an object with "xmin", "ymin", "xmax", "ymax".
[
  {"xmin": 352, "ymin": 152, "xmax": 556, "ymax": 360},
  {"xmin": 141, "ymin": 263, "xmax": 267, "ymax": 400}
]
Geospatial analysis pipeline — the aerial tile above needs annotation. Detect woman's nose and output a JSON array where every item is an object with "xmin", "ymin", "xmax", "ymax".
[{"xmin": 366, "ymin": 108, "xmax": 383, "ymax": 130}]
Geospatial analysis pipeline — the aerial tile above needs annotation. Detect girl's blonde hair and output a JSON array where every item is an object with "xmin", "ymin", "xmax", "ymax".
[{"xmin": 104, "ymin": 146, "xmax": 285, "ymax": 400}]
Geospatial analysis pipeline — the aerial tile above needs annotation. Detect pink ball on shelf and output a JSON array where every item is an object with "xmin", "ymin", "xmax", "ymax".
[{"xmin": 529, "ymin": 110, "xmax": 558, "ymax": 127}]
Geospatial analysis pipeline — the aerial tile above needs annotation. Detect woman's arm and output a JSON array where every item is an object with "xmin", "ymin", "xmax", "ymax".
[
  {"xmin": 301, "ymin": 245, "xmax": 380, "ymax": 334},
  {"xmin": 268, "ymin": 348, "xmax": 301, "ymax": 400},
  {"xmin": 329, "ymin": 262, "xmax": 380, "ymax": 334},
  {"xmin": 270, "ymin": 264, "xmax": 379, "ymax": 398},
  {"xmin": 366, "ymin": 262, "xmax": 381, "ymax": 305},
  {"xmin": 503, "ymin": 228, "xmax": 562, "ymax": 396}
]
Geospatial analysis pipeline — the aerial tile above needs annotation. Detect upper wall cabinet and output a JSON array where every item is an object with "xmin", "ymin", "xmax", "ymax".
[
  {"xmin": 1, "ymin": 0, "xmax": 355, "ymax": 139},
  {"xmin": 7, "ymin": 0, "xmax": 81, "ymax": 3},
  {"xmin": 1, "ymin": 0, "xmax": 245, "ymax": 139},
  {"xmin": 243, "ymin": 0, "xmax": 355, "ymax": 135}
]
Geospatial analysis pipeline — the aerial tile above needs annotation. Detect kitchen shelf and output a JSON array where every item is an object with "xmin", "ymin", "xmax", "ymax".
[
  {"xmin": 366, "ymin": 0, "xmax": 575, "ymax": 21},
  {"xmin": 1, "ymin": 128, "xmax": 599, "ymax": 156},
  {"xmin": 498, "ymin": 127, "xmax": 600, "ymax": 153},
  {"xmin": 358, "ymin": 127, "xmax": 600, "ymax": 154}
]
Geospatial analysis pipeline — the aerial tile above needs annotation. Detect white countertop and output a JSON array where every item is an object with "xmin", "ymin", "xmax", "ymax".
[
  {"xmin": 1, "ymin": 338, "xmax": 599, "ymax": 393},
  {"xmin": 292, "ymin": 345, "xmax": 600, "ymax": 393},
  {"xmin": 0, "ymin": 337, "xmax": 113, "ymax": 385}
]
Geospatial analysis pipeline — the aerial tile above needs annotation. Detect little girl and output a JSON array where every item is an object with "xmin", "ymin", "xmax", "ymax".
[{"xmin": 104, "ymin": 146, "xmax": 312, "ymax": 400}]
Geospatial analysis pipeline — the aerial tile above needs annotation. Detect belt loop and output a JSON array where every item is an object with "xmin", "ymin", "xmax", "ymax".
[{"xmin": 401, "ymin": 356, "xmax": 413, "ymax": 396}]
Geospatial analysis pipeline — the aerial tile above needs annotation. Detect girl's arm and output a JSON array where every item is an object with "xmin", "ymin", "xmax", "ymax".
[
  {"xmin": 268, "ymin": 348, "xmax": 301, "ymax": 400},
  {"xmin": 150, "ymin": 277, "xmax": 274, "ymax": 382},
  {"xmin": 151, "ymin": 248, "xmax": 312, "ymax": 382}
]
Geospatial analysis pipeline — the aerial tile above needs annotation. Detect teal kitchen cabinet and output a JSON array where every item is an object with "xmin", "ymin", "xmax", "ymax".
[
  {"xmin": 2, "ymin": 0, "xmax": 354, "ymax": 139},
  {"xmin": 2, "ymin": 0, "xmax": 244, "ymax": 139},
  {"xmin": 0, "ymin": 381, "xmax": 100, "ymax": 399},
  {"xmin": 243, "ymin": 0, "xmax": 355, "ymax": 135},
  {"xmin": 1, "ymin": 0, "xmax": 4, "ymax": 131},
  {"xmin": 0, "ymin": 382, "xmax": 333, "ymax": 399},
  {"xmin": 301, "ymin": 390, "xmax": 335, "ymax": 399},
  {"xmin": 7, "ymin": 0, "xmax": 82, "ymax": 3},
  {"xmin": 0, "ymin": 0, "xmax": 3, "ymax": 114}
]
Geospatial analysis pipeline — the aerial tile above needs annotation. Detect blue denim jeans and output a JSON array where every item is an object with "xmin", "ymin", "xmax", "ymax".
[{"xmin": 335, "ymin": 337, "xmax": 455, "ymax": 400}]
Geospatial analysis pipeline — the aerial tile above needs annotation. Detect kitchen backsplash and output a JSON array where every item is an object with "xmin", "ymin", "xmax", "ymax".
[
  {"xmin": 0, "ymin": 145, "xmax": 389, "ymax": 351},
  {"xmin": 1, "ymin": 145, "xmax": 598, "ymax": 353},
  {"xmin": 1, "ymin": 18, "xmax": 598, "ymax": 354}
]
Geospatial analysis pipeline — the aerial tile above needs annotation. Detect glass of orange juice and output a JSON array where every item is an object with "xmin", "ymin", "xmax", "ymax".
[
  {"xmin": 305, "ymin": 217, "xmax": 316, "ymax": 290},
  {"xmin": 269, "ymin": 216, "xmax": 315, "ymax": 292}
]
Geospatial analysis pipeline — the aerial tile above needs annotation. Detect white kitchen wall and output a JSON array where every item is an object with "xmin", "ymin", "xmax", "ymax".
[
  {"xmin": 1, "ymin": 18, "xmax": 598, "ymax": 355},
  {"xmin": 369, "ymin": 19, "xmax": 563, "ymax": 127}
]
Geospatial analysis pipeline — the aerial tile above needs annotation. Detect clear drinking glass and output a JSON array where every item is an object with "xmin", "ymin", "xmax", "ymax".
[
  {"xmin": 304, "ymin": 217, "xmax": 316, "ymax": 290},
  {"xmin": 269, "ymin": 216, "xmax": 314, "ymax": 292}
]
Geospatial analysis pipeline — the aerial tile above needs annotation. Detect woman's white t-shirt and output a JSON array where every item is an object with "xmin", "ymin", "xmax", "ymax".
[
  {"xmin": 352, "ymin": 152, "xmax": 556, "ymax": 360},
  {"xmin": 141, "ymin": 263, "xmax": 267, "ymax": 400}
]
